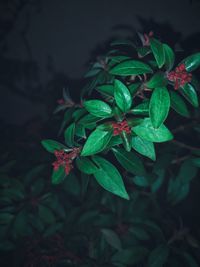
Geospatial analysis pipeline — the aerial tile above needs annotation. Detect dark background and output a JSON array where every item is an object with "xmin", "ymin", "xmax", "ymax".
[{"xmin": 0, "ymin": 0, "xmax": 200, "ymax": 126}]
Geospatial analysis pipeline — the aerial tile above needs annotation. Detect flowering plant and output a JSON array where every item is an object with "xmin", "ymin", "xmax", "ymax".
[{"xmin": 42, "ymin": 32, "xmax": 200, "ymax": 201}]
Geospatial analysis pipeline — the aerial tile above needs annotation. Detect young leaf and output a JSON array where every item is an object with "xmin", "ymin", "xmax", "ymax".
[
  {"xmin": 114, "ymin": 79, "xmax": 132, "ymax": 112},
  {"xmin": 76, "ymin": 157, "xmax": 99, "ymax": 174},
  {"xmin": 183, "ymin": 52, "xmax": 200, "ymax": 72},
  {"xmin": 92, "ymin": 155, "xmax": 129, "ymax": 200},
  {"xmin": 150, "ymin": 38, "xmax": 165, "ymax": 68},
  {"xmin": 163, "ymin": 43, "xmax": 175, "ymax": 71},
  {"xmin": 51, "ymin": 166, "xmax": 66, "ymax": 184},
  {"xmin": 180, "ymin": 83, "xmax": 199, "ymax": 107},
  {"xmin": 84, "ymin": 100, "xmax": 113, "ymax": 118},
  {"xmin": 133, "ymin": 118, "xmax": 173, "ymax": 143},
  {"xmin": 64, "ymin": 123, "xmax": 75, "ymax": 147},
  {"xmin": 112, "ymin": 148, "xmax": 146, "ymax": 175},
  {"xmin": 41, "ymin": 140, "xmax": 68, "ymax": 153},
  {"xmin": 109, "ymin": 59, "xmax": 153, "ymax": 76},
  {"xmin": 170, "ymin": 91, "xmax": 190, "ymax": 118},
  {"xmin": 149, "ymin": 87, "xmax": 170, "ymax": 128},
  {"xmin": 81, "ymin": 129, "xmax": 113, "ymax": 156},
  {"xmin": 132, "ymin": 136, "xmax": 156, "ymax": 161}
]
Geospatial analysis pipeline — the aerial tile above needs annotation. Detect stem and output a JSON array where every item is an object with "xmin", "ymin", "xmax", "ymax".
[{"xmin": 172, "ymin": 140, "xmax": 200, "ymax": 151}]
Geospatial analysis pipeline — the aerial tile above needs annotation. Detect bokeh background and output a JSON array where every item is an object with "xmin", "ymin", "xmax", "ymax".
[{"xmin": 0, "ymin": 0, "xmax": 200, "ymax": 126}]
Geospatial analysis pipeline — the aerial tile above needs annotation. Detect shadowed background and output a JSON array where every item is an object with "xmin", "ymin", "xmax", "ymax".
[{"xmin": 0, "ymin": 0, "xmax": 200, "ymax": 125}]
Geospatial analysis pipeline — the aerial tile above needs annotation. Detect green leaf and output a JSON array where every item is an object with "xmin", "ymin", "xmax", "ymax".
[
  {"xmin": 96, "ymin": 84, "xmax": 114, "ymax": 96},
  {"xmin": 170, "ymin": 91, "xmax": 190, "ymax": 118},
  {"xmin": 163, "ymin": 43, "xmax": 175, "ymax": 70},
  {"xmin": 64, "ymin": 122, "xmax": 75, "ymax": 147},
  {"xmin": 180, "ymin": 83, "xmax": 199, "ymax": 107},
  {"xmin": 51, "ymin": 165, "xmax": 66, "ymax": 184},
  {"xmin": 112, "ymin": 148, "xmax": 146, "ymax": 176},
  {"xmin": 128, "ymin": 82, "xmax": 141, "ymax": 96},
  {"xmin": 130, "ymin": 100, "xmax": 149, "ymax": 115},
  {"xmin": 84, "ymin": 100, "xmax": 113, "ymax": 118},
  {"xmin": 78, "ymin": 114, "xmax": 103, "ymax": 126},
  {"xmin": 133, "ymin": 118, "xmax": 173, "ymax": 143},
  {"xmin": 41, "ymin": 140, "xmax": 68, "ymax": 153},
  {"xmin": 38, "ymin": 205, "xmax": 56, "ymax": 224},
  {"xmin": 114, "ymin": 79, "xmax": 132, "ymax": 112},
  {"xmin": 150, "ymin": 38, "xmax": 165, "ymax": 68},
  {"xmin": 149, "ymin": 87, "xmax": 170, "ymax": 128},
  {"xmin": 132, "ymin": 136, "xmax": 156, "ymax": 161},
  {"xmin": 191, "ymin": 157, "xmax": 200, "ymax": 167},
  {"xmin": 129, "ymin": 226, "xmax": 150, "ymax": 240},
  {"xmin": 133, "ymin": 176, "xmax": 149, "ymax": 187},
  {"xmin": 109, "ymin": 59, "xmax": 153, "ymax": 76},
  {"xmin": 146, "ymin": 72, "xmax": 166, "ymax": 89},
  {"xmin": 92, "ymin": 155, "xmax": 129, "ymax": 200},
  {"xmin": 120, "ymin": 131, "xmax": 132, "ymax": 152},
  {"xmin": 148, "ymin": 245, "xmax": 169, "ymax": 267},
  {"xmin": 101, "ymin": 229, "xmax": 122, "ymax": 251},
  {"xmin": 183, "ymin": 52, "xmax": 200, "ymax": 72},
  {"xmin": 76, "ymin": 157, "xmax": 99, "ymax": 174},
  {"xmin": 111, "ymin": 247, "xmax": 148, "ymax": 265},
  {"xmin": 81, "ymin": 129, "xmax": 113, "ymax": 156}
]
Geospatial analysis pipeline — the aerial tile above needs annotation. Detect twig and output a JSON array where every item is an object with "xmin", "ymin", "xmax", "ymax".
[
  {"xmin": 172, "ymin": 140, "xmax": 200, "ymax": 151},
  {"xmin": 172, "ymin": 121, "xmax": 198, "ymax": 134},
  {"xmin": 171, "ymin": 155, "xmax": 191, "ymax": 164}
]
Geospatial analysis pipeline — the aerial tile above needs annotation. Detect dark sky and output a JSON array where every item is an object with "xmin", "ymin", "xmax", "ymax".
[{"xmin": 0, "ymin": 0, "xmax": 200, "ymax": 125}]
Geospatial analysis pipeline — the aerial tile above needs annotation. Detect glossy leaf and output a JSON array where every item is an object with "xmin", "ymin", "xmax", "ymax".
[
  {"xmin": 183, "ymin": 52, "xmax": 200, "ymax": 72},
  {"xmin": 112, "ymin": 148, "xmax": 146, "ymax": 175},
  {"xmin": 146, "ymin": 72, "xmax": 166, "ymax": 89},
  {"xmin": 81, "ymin": 129, "xmax": 113, "ymax": 156},
  {"xmin": 109, "ymin": 59, "xmax": 153, "ymax": 76},
  {"xmin": 130, "ymin": 100, "xmax": 149, "ymax": 115},
  {"xmin": 150, "ymin": 38, "xmax": 165, "ymax": 68},
  {"xmin": 64, "ymin": 122, "xmax": 75, "ymax": 147},
  {"xmin": 114, "ymin": 79, "xmax": 132, "ymax": 112},
  {"xmin": 149, "ymin": 87, "xmax": 170, "ymax": 128},
  {"xmin": 96, "ymin": 84, "xmax": 114, "ymax": 96},
  {"xmin": 133, "ymin": 118, "xmax": 173, "ymax": 143},
  {"xmin": 41, "ymin": 140, "xmax": 68, "ymax": 153},
  {"xmin": 92, "ymin": 155, "xmax": 129, "ymax": 200},
  {"xmin": 170, "ymin": 91, "xmax": 190, "ymax": 118},
  {"xmin": 120, "ymin": 131, "xmax": 132, "ymax": 152},
  {"xmin": 180, "ymin": 83, "xmax": 199, "ymax": 107},
  {"xmin": 163, "ymin": 43, "xmax": 175, "ymax": 70},
  {"xmin": 132, "ymin": 136, "xmax": 156, "ymax": 161},
  {"xmin": 76, "ymin": 157, "xmax": 99, "ymax": 174},
  {"xmin": 84, "ymin": 100, "xmax": 113, "ymax": 118},
  {"xmin": 51, "ymin": 165, "xmax": 66, "ymax": 184}
]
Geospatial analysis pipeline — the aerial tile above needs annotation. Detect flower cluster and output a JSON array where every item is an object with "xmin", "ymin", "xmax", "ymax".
[
  {"xmin": 167, "ymin": 63, "xmax": 192, "ymax": 90},
  {"xmin": 52, "ymin": 147, "xmax": 80, "ymax": 175},
  {"xmin": 112, "ymin": 120, "xmax": 131, "ymax": 136}
]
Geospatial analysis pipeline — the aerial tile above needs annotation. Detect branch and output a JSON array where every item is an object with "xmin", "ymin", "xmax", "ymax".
[{"xmin": 172, "ymin": 140, "xmax": 200, "ymax": 151}]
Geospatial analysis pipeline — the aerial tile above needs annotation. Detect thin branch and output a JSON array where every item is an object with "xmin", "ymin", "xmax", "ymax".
[
  {"xmin": 172, "ymin": 140, "xmax": 200, "ymax": 151},
  {"xmin": 172, "ymin": 121, "xmax": 198, "ymax": 134}
]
